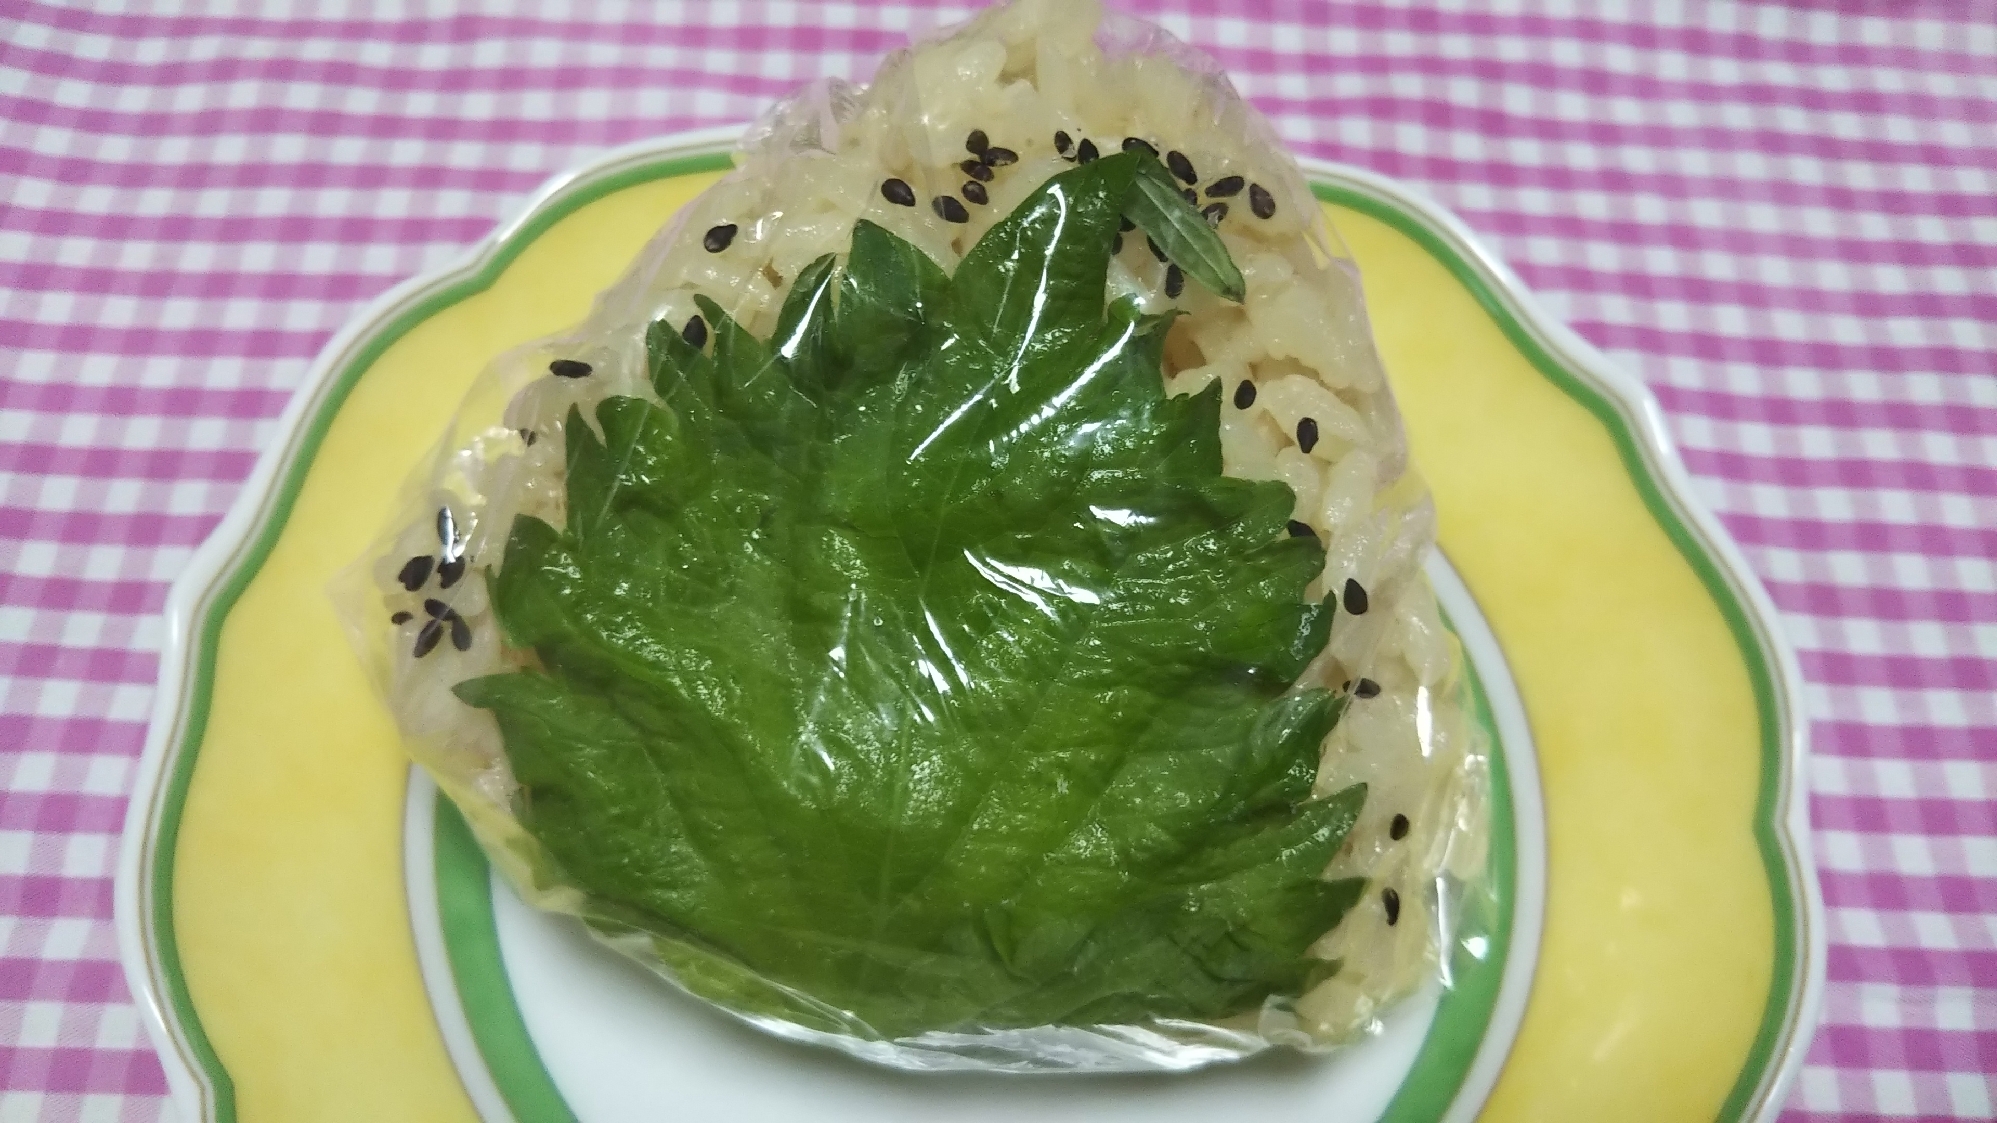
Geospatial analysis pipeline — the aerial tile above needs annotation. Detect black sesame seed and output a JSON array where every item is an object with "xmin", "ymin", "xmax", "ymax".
[
  {"xmin": 1112, "ymin": 233, "xmax": 1124, "ymax": 255},
  {"xmin": 1250, "ymin": 182, "xmax": 1276, "ymax": 219},
  {"xmin": 414, "ymin": 619, "xmax": 444, "ymax": 658},
  {"xmin": 438, "ymin": 556, "xmax": 467, "ymax": 589},
  {"xmin": 1233, "ymin": 380, "xmax": 1257, "ymax": 409},
  {"xmin": 1146, "ymin": 235, "xmax": 1169, "ymax": 262},
  {"xmin": 449, "ymin": 614, "xmax": 472, "ymax": 652},
  {"xmin": 1076, "ymin": 138, "xmax": 1099, "ymax": 163},
  {"xmin": 390, "ymin": 610, "xmax": 413, "ymax": 625},
  {"xmin": 518, "ymin": 428, "xmax": 537, "ymax": 446},
  {"xmin": 1181, "ymin": 187, "xmax": 1198, "ymax": 206},
  {"xmin": 880, "ymin": 177, "xmax": 916, "ymax": 206},
  {"xmin": 548, "ymin": 359, "xmax": 593, "ymax": 379},
  {"xmin": 682, "ymin": 314, "xmax": 707, "ymax": 348},
  {"xmin": 961, "ymin": 180, "xmax": 989, "ymax": 205},
  {"xmin": 1054, "ymin": 130, "xmax": 1073, "ymax": 155},
  {"xmin": 1202, "ymin": 201, "xmax": 1228, "ymax": 225},
  {"xmin": 1382, "ymin": 887, "xmax": 1401, "ymax": 926},
  {"xmin": 1121, "ymin": 136, "xmax": 1157, "ymax": 157},
  {"xmin": 932, "ymin": 195, "xmax": 969, "ymax": 223},
  {"xmin": 1119, "ymin": 215, "xmax": 1134, "ymax": 232},
  {"xmin": 1287, "ymin": 520, "xmax": 1317, "ymax": 539},
  {"xmin": 966, "ymin": 128, "xmax": 989, "ymax": 155},
  {"xmin": 1355, "ymin": 678, "xmax": 1381, "ymax": 699},
  {"xmin": 397, "ymin": 555, "xmax": 433, "ymax": 591},
  {"xmin": 1164, "ymin": 264, "xmax": 1184, "ymax": 298},
  {"xmin": 1166, "ymin": 150, "xmax": 1197, "ymax": 184},
  {"xmin": 1343, "ymin": 578, "xmax": 1369, "ymax": 615},
  {"xmin": 1390, "ymin": 813, "xmax": 1411, "ymax": 841},
  {"xmin": 702, "ymin": 223, "xmax": 738, "ymax": 252},
  {"xmin": 1297, "ymin": 416, "xmax": 1320, "ymax": 453},
  {"xmin": 1342, "ymin": 680, "xmax": 1353, "ymax": 691},
  {"xmin": 1207, "ymin": 174, "xmax": 1246, "ymax": 198},
  {"xmin": 983, "ymin": 146, "xmax": 1018, "ymax": 166},
  {"xmin": 424, "ymin": 598, "xmax": 450, "ymax": 619},
  {"xmin": 961, "ymin": 158, "xmax": 994, "ymax": 182}
]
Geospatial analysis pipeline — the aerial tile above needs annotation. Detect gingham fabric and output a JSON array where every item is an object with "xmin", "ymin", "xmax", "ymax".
[{"xmin": 1, "ymin": 2, "xmax": 1992, "ymax": 1119}]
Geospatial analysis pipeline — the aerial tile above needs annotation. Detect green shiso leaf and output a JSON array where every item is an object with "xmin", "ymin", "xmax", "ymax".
[
  {"xmin": 1124, "ymin": 156, "xmax": 1247, "ymax": 302},
  {"xmin": 456, "ymin": 151, "xmax": 1362, "ymax": 1038}
]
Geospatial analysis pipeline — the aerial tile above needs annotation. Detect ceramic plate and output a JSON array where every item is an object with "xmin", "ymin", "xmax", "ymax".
[{"xmin": 116, "ymin": 128, "xmax": 1823, "ymax": 1123}]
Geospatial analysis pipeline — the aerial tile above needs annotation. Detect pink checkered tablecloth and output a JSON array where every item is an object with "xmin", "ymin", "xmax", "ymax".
[{"xmin": 2, "ymin": 1, "xmax": 1993, "ymax": 1119}]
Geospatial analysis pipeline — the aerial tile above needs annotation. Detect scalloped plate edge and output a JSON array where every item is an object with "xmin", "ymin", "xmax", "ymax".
[{"xmin": 113, "ymin": 126, "xmax": 1822, "ymax": 1123}]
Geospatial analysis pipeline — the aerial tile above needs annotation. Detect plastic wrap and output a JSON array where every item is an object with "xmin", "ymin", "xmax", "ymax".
[{"xmin": 332, "ymin": 0, "xmax": 1491, "ymax": 1074}]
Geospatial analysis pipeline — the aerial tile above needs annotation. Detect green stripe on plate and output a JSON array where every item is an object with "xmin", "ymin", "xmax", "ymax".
[
  {"xmin": 436, "ymin": 798, "xmax": 581, "ymax": 1123},
  {"xmin": 1376, "ymin": 624, "xmax": 1517, "ymax": 1123}
]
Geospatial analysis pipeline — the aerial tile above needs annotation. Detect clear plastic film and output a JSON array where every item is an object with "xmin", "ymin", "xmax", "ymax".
[{"xmin": 332, "ymin": 0, "xmax": 1491, "ymax": 1075}]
